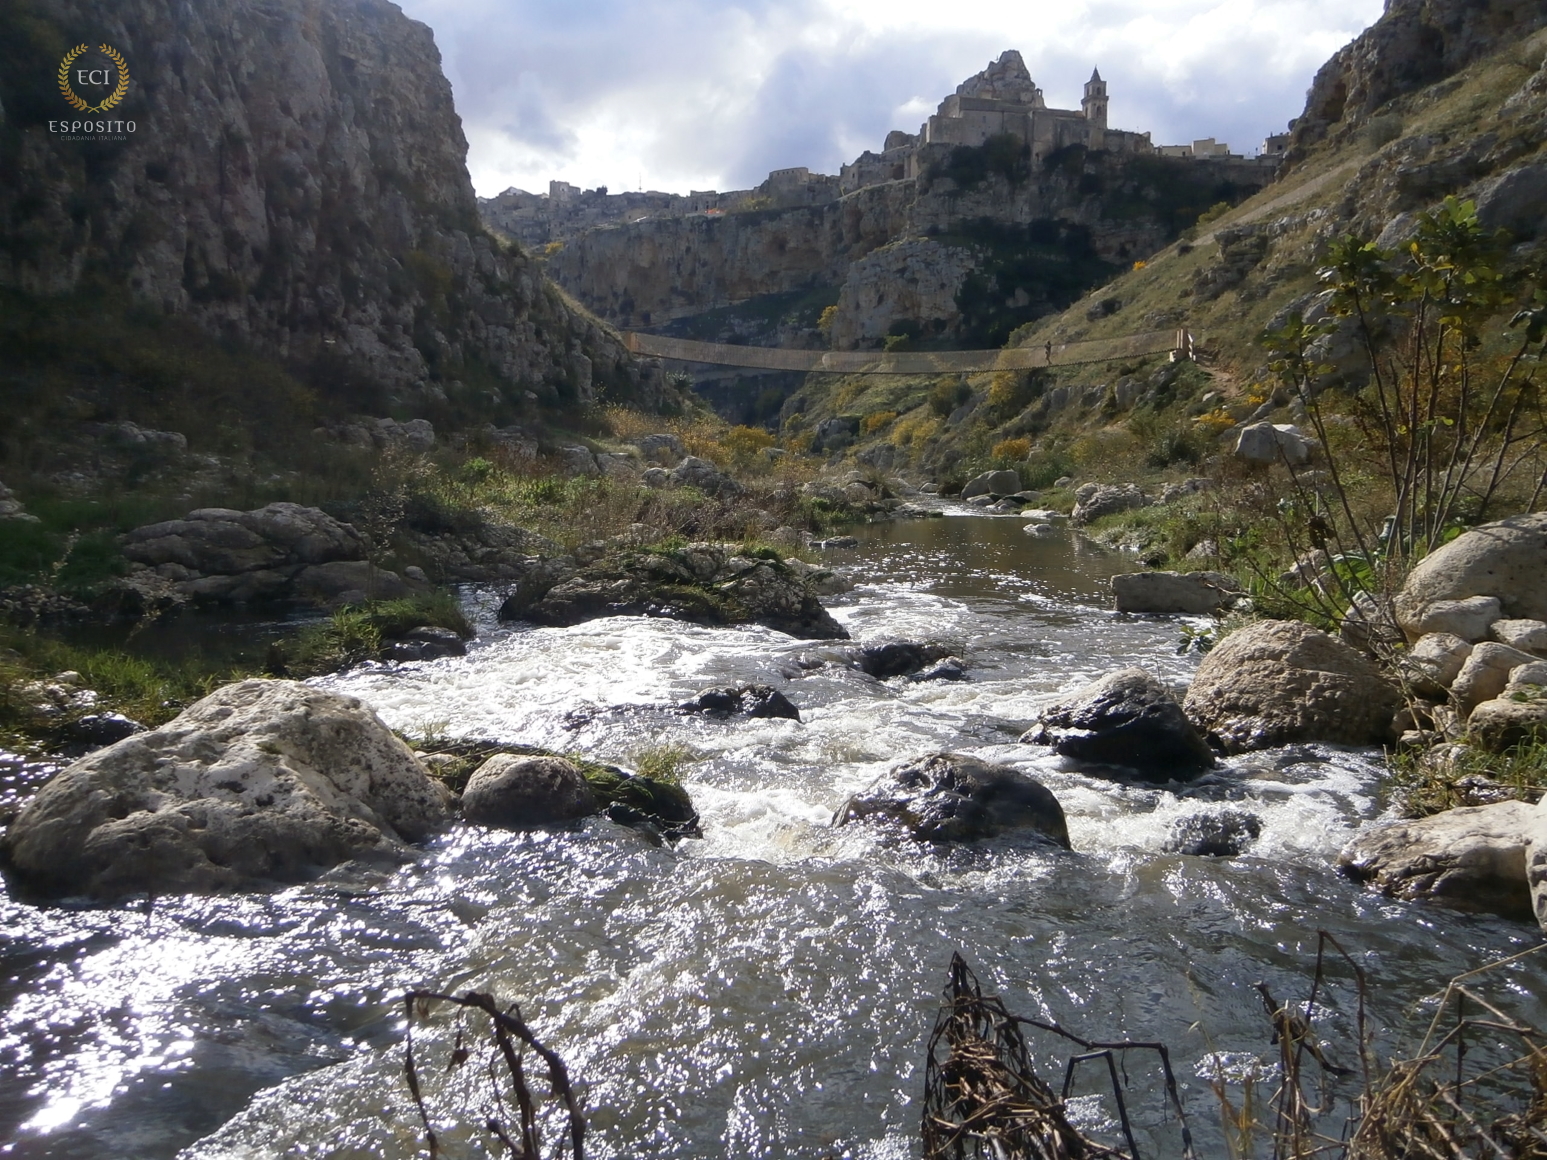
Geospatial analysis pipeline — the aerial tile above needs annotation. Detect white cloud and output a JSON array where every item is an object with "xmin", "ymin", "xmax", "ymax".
[{"xmin": 394, "ymin": 0, "xmax": 1385, "ymax": 197}]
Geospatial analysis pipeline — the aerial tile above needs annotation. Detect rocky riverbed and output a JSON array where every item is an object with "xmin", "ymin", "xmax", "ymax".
[{"xmin": 1, "ymin": 511, "xmax": 1545, "ymax": 1159}]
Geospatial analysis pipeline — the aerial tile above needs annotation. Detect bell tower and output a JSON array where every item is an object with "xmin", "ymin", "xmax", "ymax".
[{"xmin": 1082, "ymin": 67, "xmax": 1108, "ymax": 149}]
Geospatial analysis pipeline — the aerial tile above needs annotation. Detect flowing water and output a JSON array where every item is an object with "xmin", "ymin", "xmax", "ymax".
[{"xmin": 2, "ymin": 514, "xmax": 1543, "ymax": 1159}]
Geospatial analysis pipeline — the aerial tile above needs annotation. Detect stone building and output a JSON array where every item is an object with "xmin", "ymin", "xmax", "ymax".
[{"xmin": 913, "ymin": 52, "xmax": 1151, "ymax": 162}]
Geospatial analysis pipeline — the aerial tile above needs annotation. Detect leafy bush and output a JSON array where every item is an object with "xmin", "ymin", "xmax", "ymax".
[
  {"xmin": 929, "ymin": 380, "xmax": 972, "ymax": 418},
  {"xmin": 861, "ymin": 410, "xmax": 898, "ymax": 435},
  {"xmin": 991, "ymin": 437, "xmax": 1031, "ymax": 462}
]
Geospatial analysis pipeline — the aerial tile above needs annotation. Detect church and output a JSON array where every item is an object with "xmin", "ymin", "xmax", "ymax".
[{"xmin": 916, "ymin": 50, "xmax": 1152, "ymax": 160}]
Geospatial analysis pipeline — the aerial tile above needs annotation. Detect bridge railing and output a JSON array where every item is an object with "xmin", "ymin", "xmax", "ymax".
[{"xmin": 621, "ymin": 329, "xmax": 1187, "ymax": 373}]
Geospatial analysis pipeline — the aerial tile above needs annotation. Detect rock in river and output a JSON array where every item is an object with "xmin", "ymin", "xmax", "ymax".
[
  {"xmin": 1183, "ymin": 619, "xmax": 1401, "ymax": 753},
  {"xmin": 1165, "ymin": 809, "xmax": 1263, "ymax": 857},
  {"xmin": 1111, "ymin": 570, "xmax": 1242, "ymax": 615},
  {"xmin": 1338, "ymin": 801, "xmax": 1537, "ymax": 922},
  {"xmin": 1023, "ymin": 668, "xmax": 1216, "ymax": 780},
  {"xmin": 679, "ymin": 685, "xmax": 801, "ymax": 721},
  {"xmin": 835, "ymin": 753, "xmax": 1070, "ymax": 846},
  {"xmin": 499, "ymin": 542, "xmax": 848, "ymax": 640},
  {"xmin": 461, "ymin": 755, "xmax": 598, "ymax": 828},
  {"xmin": 2, "ymin": 680, "xmax": 454, "ymax": 899}
]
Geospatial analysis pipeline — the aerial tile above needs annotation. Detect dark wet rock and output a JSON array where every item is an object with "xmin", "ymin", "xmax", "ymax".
[
  {"xmin": 502, "ymin": 543, "xmax": 848, "ymax": 640},
  {"xmin": 815, "ymin": 536, "xmax": 860, "ymax": 549},
  {"xmin": 1165, "ymin": 810, "xmax": 1263, "ymax": 857},
  {"xmin": 54, "ymin": 713, "xmax": 146, "ymax": 752},
  {"xmin": 461, "ymin": 755, "xmax": 597, "ymax": 828},
  {"xmin": 2, "ymin": 680, "xmax": 454, "ymax": 899},
  {"xmin": 1024, "ymin": 668, "xmax": 1216, "ymax": 780},
  {"xmin": 854, "ymin": 640, "xmax": 956, "ymax": 679},
  {"xmin": 382, "ymin": 626, "xmax": 468, "ymax": 663},
  {"xmin": 1184, "ymin": 620, "xmax": 1402, "ymax": 753},
  {"xmin": 835, "ymin": 752, "xmax": 1070, "ymax": 846},
  {"xmin": 914, "ymin": 657, "xmax": 968, "ymax": 682},
  {"xmin": 679, "ymin": 685, "xmax": 801, "ymax": 722},
  {"xmin": 588, "ymin": 767, "xmax": 702, "ymax": 842}
]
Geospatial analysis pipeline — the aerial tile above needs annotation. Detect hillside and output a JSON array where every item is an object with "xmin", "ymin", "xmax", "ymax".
[
  {"xmin": 782, "ymin": 0, "xmax": 1547, "ymax": 487},
  {"xmin": 0, "ymin": 0, "xmax": 682, "ymax": 503}
]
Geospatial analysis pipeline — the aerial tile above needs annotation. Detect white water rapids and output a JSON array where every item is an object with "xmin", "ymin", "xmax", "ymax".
[{"xmin": 2, "ymin": 514, "xmax": 1542, "ymax": 1158}]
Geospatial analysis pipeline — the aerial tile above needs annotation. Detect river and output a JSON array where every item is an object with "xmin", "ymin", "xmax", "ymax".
[{"xmin": 2, "ymin": 513, "xmax": 1542, "ymax": 1158}]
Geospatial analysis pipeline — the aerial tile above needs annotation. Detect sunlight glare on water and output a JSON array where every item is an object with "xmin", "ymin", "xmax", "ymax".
[{"xmin": 2, "ymin": 515, "xmax": 1543, "ymax": 1159}]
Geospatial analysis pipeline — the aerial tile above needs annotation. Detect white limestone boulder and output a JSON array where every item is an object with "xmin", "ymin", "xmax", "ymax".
[
  {"xmin": 1339, "ymin": 801, "xmax": 1536, "ymax": 921},
  {"xmin": 1395, "ymin": 513, "xmax": 1547, "ymax": 641},
  {"xmin": 1401, "ymin": 595, "xmax": 1502, "ymax": 643},
  {"xmin": 1491, "ymin": 619, "xmax": 1547, "ymax": 654},
  {"xmin": 1233, "ymin": 422, "xmax": 1316, "ymax": 466},
  {"xmin": 2, "ymin": 680, "xmax": 454, "ymax": 899},
  {"xmin": 1450, "ymin": 642, "xmax": 1540, "ymax": 715},
  {"xmin": 1399, "ymin": 632, "xmax": 1472, "ymax": 697}
]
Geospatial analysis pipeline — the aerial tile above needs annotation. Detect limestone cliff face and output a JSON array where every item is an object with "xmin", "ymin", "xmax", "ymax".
[
  {"xmin": 543, "ymin": 147, "xmax": 1270, "ymax": 348},
  {"xmin": 1290, "ymin": 0, "xmax": 1547, "ymax": 157},
  {"xmin": 0, "ymin": 0, "xmax": 646, "ymax": 410},
  {"xmin": 542, "ymin": 182, "xmax": 915, "ymax": 328}
]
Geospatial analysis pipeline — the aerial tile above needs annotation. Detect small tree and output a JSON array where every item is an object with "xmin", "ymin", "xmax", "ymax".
[{"xmin": 1257, "ymin": 197, "xmax": 1547, "ymax": 631}]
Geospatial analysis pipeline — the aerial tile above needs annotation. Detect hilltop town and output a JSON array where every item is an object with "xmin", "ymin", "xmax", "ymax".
[{"xmin": 482, "ymin": 50, "xmax": 1287, "ymax": 251}]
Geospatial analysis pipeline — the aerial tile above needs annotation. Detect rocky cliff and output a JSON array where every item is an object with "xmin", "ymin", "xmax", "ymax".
[
  {"xmin": 541, "ymin": 145, "xmax": 1272, "ymax": 350},
  {"xmin": 0, "ymin": 0, "xmax": 655, "ymax": 415},
  {"xmin": 1289, "ymin": 0, "xmax": 1547, "ymax": 158}
]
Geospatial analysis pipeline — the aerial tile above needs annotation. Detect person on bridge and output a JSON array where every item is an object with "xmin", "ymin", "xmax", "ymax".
[{"xmin": 1044, "ymin": 341, "xmax": 1053, "ymax": 365}]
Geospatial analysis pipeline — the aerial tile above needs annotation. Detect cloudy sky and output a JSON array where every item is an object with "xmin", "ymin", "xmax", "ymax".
[{"xmin": 394, "ymin": 0, "xmax": 1385, "ymax": 198}]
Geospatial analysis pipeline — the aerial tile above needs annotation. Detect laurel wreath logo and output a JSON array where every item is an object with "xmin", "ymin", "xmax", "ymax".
[{"xmin": 57, "ymin": 43, "xmax": 130, "ymax": 114}]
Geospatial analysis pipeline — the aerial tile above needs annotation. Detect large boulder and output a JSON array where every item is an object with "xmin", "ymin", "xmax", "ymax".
[
  {"xmin": 1401, "ymin": 595, "xmax": 1503, "ymax": 642},
  {"xmin": 961, "ymin": 469, "xmax": 1022, "ymax": 500},
  {"xmin": 670, "ymin": 456, "xmax": 743, "ymax": 497},
  {"xmin": 1449, "ymin": 642, "xmax": 1540, "ymax": 715},
  {"xmin": 1472, "ymin": 162, "xmax": 1547, "ymax": 239},
  {"xmin": 1183, "ymin": 619, "xmax": 1402, "ymax": 752},
  {"xmin": 835, "ymin": 753, "xmax": 1069, "ymax": 846},
  {"xmin": 1232, "ymin": 422, "xmax": 1316, "ymax": 466},
  {"xmin": 637, "ymin": 433, "xmax": 686, "ymax": 465},
  {"xmin": 1111, "ymin": 571, "xmax": 1241, "ymax": 615},
  {"xmin": 1399, "ymin": 632, "xmax": 1473, "ymax": 698},
  {"xmin": 1, "ymin": 680, "xmax": 453, "ymax": 899},
  {"xmin": 1070, "ymin": 483, "xmax": 1148, "ymax": 527},
  {"xmin": 1023, "ymin": 668, "xmax": 1216, "ymax": 780},
  {"xmin": 1466, "ymin": 665, "xmax": 1547, "ymax": 751},
  {"xmin": 1492, "ymin": 619, "xmax": 1547, "ymax": 654},
  {"xmin": 119, "ymin": 503, "xmax": 405, "ymax": 606},
  {"xmin": 850, "ymin": 640, "xmax": 956, "ymax": 679},
  {"xmin": 502, "ymin": 543, "xmax": 848, "ymax": 640},
  {"xmin": 461, "ymin": 755, "xmax": 597, "ymax": 828},
  {"xmin": 1394, "ymin": 514, "xmax": 1547, "ymax": 640},
  {"xmin": 1338, "ymin": 801, "xmax": 1536, "ymax": 921}
]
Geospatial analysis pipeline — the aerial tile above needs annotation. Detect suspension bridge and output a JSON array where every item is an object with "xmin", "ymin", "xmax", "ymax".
[{"xmin": 621, "ymin": 328, "xmax": 1194, "ymax": 374}]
